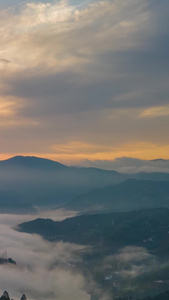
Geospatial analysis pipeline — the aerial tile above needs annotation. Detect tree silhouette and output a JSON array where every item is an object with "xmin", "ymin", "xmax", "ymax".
[{"xmin": 0, "ymin": 291, "xmax": 10, "ymax": 300}]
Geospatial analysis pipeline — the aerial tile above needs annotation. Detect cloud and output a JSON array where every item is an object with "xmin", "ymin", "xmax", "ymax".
[
  {"xmin": 0, "ymin": 212, "xmax": 169, "ymax": 300},
  {"xmin": 79, "ymin": 156, "xmax": 169, "ymax": 173},
  {"xmin": 0, "ymin": 0, "xmax": 169, "ymax": 161},
  {"xmin": 140, "ymin": 105, "xmax": 169, "ymax": 118},
  {"xmin": 0, "ymin": 99, "xmax": 16, "ymax": 117},
  {"xmin": 98, "ymin": 246, "xmax": 169, "ymax": 298},
  {"xmin": 0, "ymin": 211, "xmax": 90, "ymax": 300},
  {"xmin": 0, "ymin": 58, "xmax": 10, "ymax": 64}
]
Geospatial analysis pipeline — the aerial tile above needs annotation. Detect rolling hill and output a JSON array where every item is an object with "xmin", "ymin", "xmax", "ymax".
[
  {"xmin": 18, "ymin": 208, "xmax": 169, "ymax": 256},
  {"xmin": 65, "ymin": 179, "xmax": 169, "ymax": 213},
  {"xmin": 0, "ymin": 156, "xmax": 169, "ymax": 213},
  {"xmin": 0, "ymin": 156, "xmax": 126, "ymax": 212}
]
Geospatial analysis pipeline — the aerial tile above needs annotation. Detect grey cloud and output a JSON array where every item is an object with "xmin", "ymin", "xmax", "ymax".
[
  {"xmin": 0, "ymin": 0, "xmax": 169, "ymax": 158},
  {"xmin": 0, "ymin": 58, "xmax": 11, "ymax": 64},
  {"xmin": 2, "ymin": 0, "xmax": 169, "ymax": 117},
  {"xmin": 1, "ymin": 104, "xmax": 169, "ymax": 156}
]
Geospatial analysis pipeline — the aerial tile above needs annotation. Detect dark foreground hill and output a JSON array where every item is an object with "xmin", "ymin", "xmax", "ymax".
[
  {"xmin": 18, "ymin": 208, "xmax": 169, "ymax": 256},
  {"xmin": 18, "ymin": 208, "xmax": 169, "ymax": 299},
  {"xmin": 65, "ymin": 179, "xmax": 169, "ymax": 213}
]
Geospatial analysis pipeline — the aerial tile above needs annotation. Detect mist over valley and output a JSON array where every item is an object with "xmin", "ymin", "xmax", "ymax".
[{"xmin": 0, "ymin": 157, "xmax": 169, "ymax": 299}]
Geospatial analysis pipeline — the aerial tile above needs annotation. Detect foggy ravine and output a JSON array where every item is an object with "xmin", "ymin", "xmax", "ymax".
[{"xmin": 0, "ymin": 210, "xmax": 91, "ymax": 300}]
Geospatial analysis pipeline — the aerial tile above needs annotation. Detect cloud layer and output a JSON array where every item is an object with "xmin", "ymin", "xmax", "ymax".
[
  {"xmin": 0, "ymin": 211, "xmax": 90, "ymax": 300},
  {"xmin": 0, "ymin": 210, "xmax": 168, "ymax": 300},
  {"xmin": 79, "ymin": 157, "xmax": 169, "ymax": 173}
]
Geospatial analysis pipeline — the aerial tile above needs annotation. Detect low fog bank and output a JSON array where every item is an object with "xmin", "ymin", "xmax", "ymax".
[
  {"xmin": 88, "ymin": 246, "xmax": 169, "ymax": 299},
  {"xmin": 1, "ymin": 210, "xmax": 169, "ymax": 300},
  {"xmin": 79, "ymin": 157, "xmax": 169, "ymax": 173},
  {"xmin": 0, "ymin": 210, "xmax": 90, "ymax": 300}
]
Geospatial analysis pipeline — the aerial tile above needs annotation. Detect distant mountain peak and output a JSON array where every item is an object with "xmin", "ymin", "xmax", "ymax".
[
  {"xmin": 151, "ymin": 158, "xmax": 167, "ymax": 162},
  {"xmin": 0, "ymin": 155, "xmax": 67, "ymax": 169}
]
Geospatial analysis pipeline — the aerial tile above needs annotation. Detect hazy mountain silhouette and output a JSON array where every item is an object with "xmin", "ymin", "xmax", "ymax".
[
  {"xmin": 0, "ymin": 156, "xmax": 126, "ymax": 212},
  {"xmin": 1, "ymin": 156, "xmax": 169, "ymax": 213},
  {"xmin": 65, "ymin": 179, "xmax": 169, "ymax": 213},
  {"xmin": 0, "ymin": 190, "xmax": 36, "ymax": 213},
  {"xmin": 0, "ymin": 156, "xmax": 67, "ymax": 170}
]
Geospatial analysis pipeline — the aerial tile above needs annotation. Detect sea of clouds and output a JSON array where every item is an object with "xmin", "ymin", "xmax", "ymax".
[
  {"xmin": 80, "ymin": 157, "xmax": 169, "ymax": 173},
  {"xmin": 0, "ymin": 209, "xmax": 90, "ymax": 300},
  {"xmin": 0, "ymin": 208, "xmax": 168, "ymax": 300}
]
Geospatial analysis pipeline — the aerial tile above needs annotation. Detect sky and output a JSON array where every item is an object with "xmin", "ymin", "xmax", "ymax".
[{"xmin": 0, "ymin": 0, "xmax": 169, "ymax": 166}]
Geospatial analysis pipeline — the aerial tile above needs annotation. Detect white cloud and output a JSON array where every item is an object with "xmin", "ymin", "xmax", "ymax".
[{"xmin": 0, "ymin": 212, "xmax": 90, "ymax": 300}]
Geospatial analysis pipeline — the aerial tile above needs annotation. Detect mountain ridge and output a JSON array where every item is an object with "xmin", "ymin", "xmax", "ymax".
[
  {"xmin": 0, "ymin": 155, "xmax": 68, "ymax": 170},
  {"xmin": 65, "ymin": 179, "xmax": 169, "ymax": 213},
  {"xmin": 0, "ymin": 156, "xmax": 169, "ymax": 213}
]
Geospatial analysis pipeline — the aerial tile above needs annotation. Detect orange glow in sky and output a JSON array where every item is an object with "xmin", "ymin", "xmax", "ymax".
[{"xmin": 0, "ymin": 0, "xmax": 169, "ymax": 167}]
